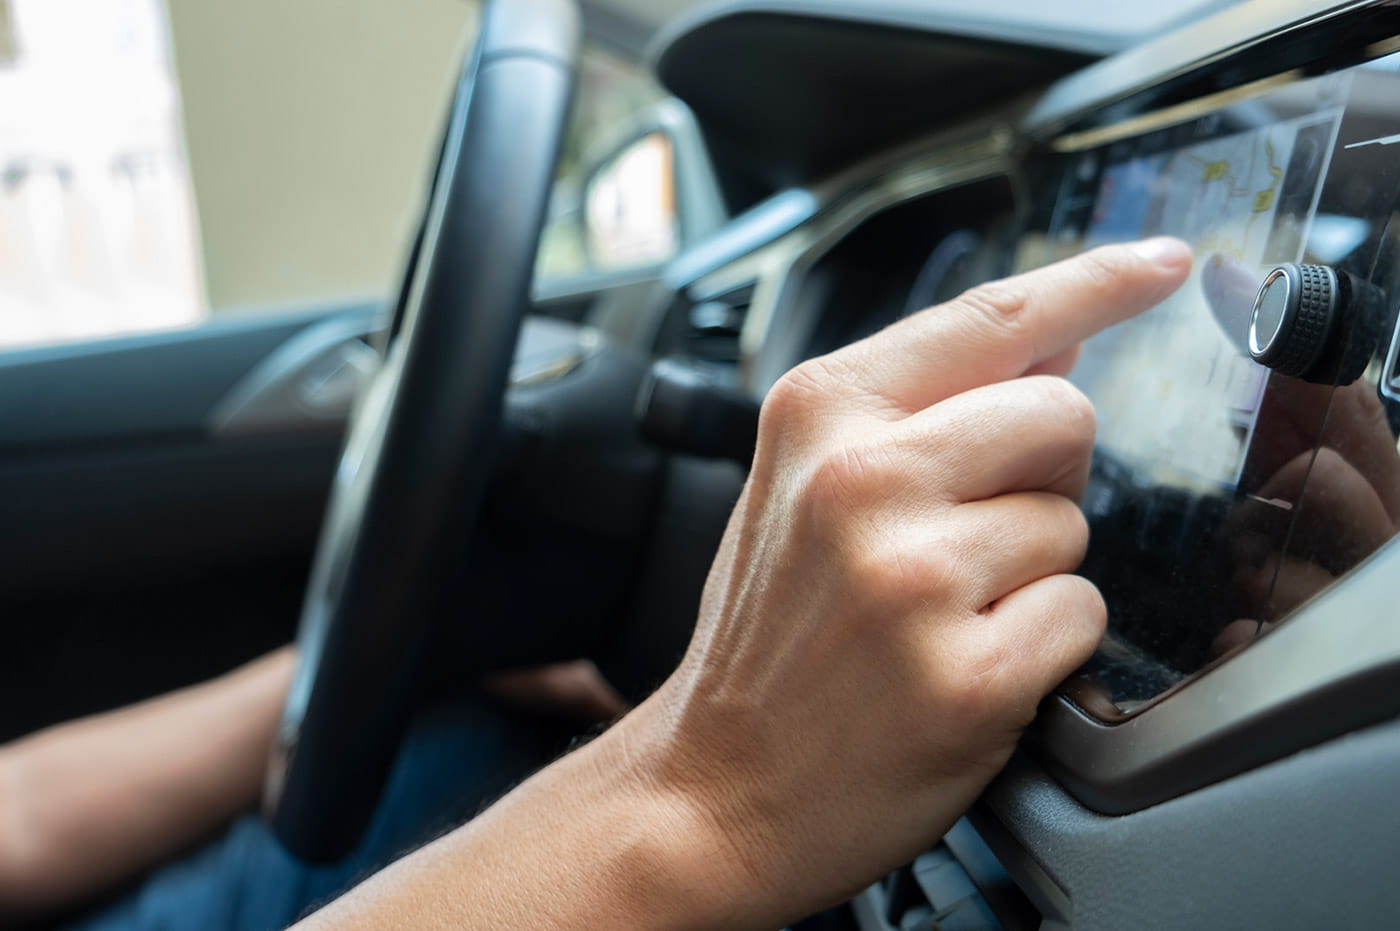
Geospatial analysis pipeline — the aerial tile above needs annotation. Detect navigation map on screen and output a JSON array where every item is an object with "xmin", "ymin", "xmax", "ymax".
[{"xmin": 1064, "ymin": 110, "xmax": 1344, "ymax": 491}]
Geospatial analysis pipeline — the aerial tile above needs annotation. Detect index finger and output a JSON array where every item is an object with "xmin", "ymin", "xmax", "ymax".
[{"xmin": 832, "ymin": 237, "xmax": 1192, "ymax": 416}]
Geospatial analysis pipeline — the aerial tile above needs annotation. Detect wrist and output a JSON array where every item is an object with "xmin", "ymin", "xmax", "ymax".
[{"xmin": 573, "ymin": 696, "xmax": 782, "ymax": 931}]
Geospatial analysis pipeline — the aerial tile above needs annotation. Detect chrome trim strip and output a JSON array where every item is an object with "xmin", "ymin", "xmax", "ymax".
[
  {"xmin": 1383, "ymin": 309, "xmax": 1400, "ymax": 402},
  {"xmin": 1049, "ymin": 70, "xmax": 1302, "ymax": 152},
  {"xmin": 1025, "ymin": 0, "xmax": 1377, "ymax": 139}
]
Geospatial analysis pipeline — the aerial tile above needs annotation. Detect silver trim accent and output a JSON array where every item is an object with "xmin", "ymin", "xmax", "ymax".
[
  {"xmin": 1377, "ymin": 324, "xmax": 1400, "ymax": 400},
  {"xmin": 210, "ymin": 316, "xmax": 381, "ymax": 437},
  {"xmin": 1383, "ymin": 304, "xmax": 1400, "ymax": 402},
  {"xmin": 1249, "ymin": 267, "xmax": 1292, "ymax": 356},
  {"xmin": 1025, "ymin": 0, "xmax": 1375, "ymax": 139},
  {"xmin": 1049, "ymin": 70, "xmax": 1303, "ymax": 152}
]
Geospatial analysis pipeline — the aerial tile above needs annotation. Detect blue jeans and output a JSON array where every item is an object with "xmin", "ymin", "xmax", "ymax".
[{"xmin": 65, "ymin": 701, "xmax": 564, "ymax": 931}]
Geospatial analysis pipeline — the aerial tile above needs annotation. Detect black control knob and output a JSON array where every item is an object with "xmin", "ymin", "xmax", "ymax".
[
  {"xmin": 1249, "ymin": 263, "xmax": 1337, "ymax": 377},
  {"xmin": 1249, "ymin": 263, "xmax": 1379, "ymax": 385}
]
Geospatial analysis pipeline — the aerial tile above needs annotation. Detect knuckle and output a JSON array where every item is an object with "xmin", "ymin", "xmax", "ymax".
[
  {"xmin": 939, "ymin": 638, "xmax": 1014, "ymax": 726},
  {"xmin": 846, "ymin": 546, "xmax": 934, "ymax": 614},
  {"xmin": 997, "ymin": 495, "xmax": 1090, "ymax": 572},
  {"xmin": 939, "ymin": 521, "xmax": 1017, "ymax": 591},
  {"xmin": 953, "ymin": 279, "xmax": 1031, "ymax": 338},
  {"xmin": 760, "ymin": 360, "xmax": 828, "ymax": 434},
  {"xmin": 966, "ymin": 495, "xmax": 1089, "ymax": 579},
  {"xmin": 1078, "ymin": 243, "xmax": 1141, "ymax": 288},
  {"xmin": 804, "ymin": 442, "xmax": 889, "ymax": 520},
  {"xmin": 936, "ymin": 575, "xmax": 1107, "ymax": 730},
  {"xmin": 1049, "ymin": 494, "xmax": 1091, "ymax": 550},
  {"xmin": 837, "ymin": 529, "xmax": 964, "ymax": 616},
  {"xmin": 893, "ymin": 546, "xmax": 961, "ymax": 604},
  {"xmin": 932, "ymin": 523, "xmax": 995, "ymax": 578},
  {"xmin": 1007, "ymin": 378, "xmax": 1096, "ymax": 464}
]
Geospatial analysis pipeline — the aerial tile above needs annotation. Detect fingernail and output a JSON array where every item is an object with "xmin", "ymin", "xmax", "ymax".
[{"xmin": 1130, "ymin": 236, "xmax": 1192, "ymax": 269}]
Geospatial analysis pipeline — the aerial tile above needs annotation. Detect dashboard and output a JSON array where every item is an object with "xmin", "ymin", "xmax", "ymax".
[{"xmin": 644, "ymin": 1, "xmax": 1400, "ymax": 927}]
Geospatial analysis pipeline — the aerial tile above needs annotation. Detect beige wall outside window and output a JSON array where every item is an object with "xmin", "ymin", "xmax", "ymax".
[
  {"xmin": 0, "ymin": 1, "xmax": 670, "ymax": 351},
  {"xmin": 167, "ymin": 0, "xmax": 476, "ymax": 314},
  {"xmin": 0, "ymin": 0, "xmax": 475, "ymax": 351}
]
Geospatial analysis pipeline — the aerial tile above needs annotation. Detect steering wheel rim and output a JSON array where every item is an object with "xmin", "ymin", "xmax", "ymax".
[{"xmin": 264, "ymin": 0, "xmax": 579, "ymax": 862}]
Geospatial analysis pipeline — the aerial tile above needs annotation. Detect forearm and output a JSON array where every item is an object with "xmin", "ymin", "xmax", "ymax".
[
  {"xmin": 0, "ymin": 647, "xmax": 295, "ymax": 917},
  {"xmin": 293, "ymin": 699, "xmax": 757, "ymax": 931}
]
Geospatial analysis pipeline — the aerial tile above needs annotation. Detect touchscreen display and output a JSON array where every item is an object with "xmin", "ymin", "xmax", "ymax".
[
  {"xmin": 1018, "ymin": 62, "xmax": 1400, "ymax": 712},
  {"xmin": 1075, "ymin": 113, "xmax": 1340, "ymax": 491}
]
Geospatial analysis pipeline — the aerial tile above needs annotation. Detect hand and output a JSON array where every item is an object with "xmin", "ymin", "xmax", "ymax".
[
  {"xmin": 592, "ymin": 237, "xmax": 1193, "ymax": 927},
  {"xmin": 291, "ymin": 239, "xmax": 1191, "ymax": 931},
  {"xmin": 483, "ymin": 660, "xmax": 628, "ymax": 723}
]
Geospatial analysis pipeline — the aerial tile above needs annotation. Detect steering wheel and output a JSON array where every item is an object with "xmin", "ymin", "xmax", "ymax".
[{"xmin": 264, "ymin": 0, "xmax": 580, "ymax": 862}]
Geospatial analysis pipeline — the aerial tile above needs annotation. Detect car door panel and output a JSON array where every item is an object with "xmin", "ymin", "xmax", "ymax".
[{"xmin": 0, "ymin": 304, "xmax": 377, "ymax": 741}]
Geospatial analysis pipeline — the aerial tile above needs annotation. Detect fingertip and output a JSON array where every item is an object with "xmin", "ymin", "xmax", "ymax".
[{"xmin": 1128, "ymin": 236, "xmax": 1193, "ymax": 272}]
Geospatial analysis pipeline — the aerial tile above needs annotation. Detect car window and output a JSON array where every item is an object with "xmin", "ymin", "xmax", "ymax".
[
  {"xmin": 535, "ymin": 43, "xmax": 668, "ymax": 285},
  {"xmin": 0, "ymin": 0, "xmax": 476, "ymax": 352}
]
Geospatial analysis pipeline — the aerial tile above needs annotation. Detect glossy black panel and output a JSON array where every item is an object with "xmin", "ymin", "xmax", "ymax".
[{"xmin": 1019, "ymin": 56, "xmax": 1400, "ymax": 714}]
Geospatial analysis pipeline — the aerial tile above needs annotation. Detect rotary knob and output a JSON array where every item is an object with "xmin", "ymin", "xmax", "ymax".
[
  {"xmin": 1249, "ymin": 263, "xmax": 1378, "ymax": 385},
  {"xmin": 1249, "ymin": 263, "xmax": 1337, "ymax": 377}
]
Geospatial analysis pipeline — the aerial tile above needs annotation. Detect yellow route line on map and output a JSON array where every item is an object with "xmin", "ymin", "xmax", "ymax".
[{"xmin": 1242, "ymin": 132, "xmax": 1283, "ymax": 255}]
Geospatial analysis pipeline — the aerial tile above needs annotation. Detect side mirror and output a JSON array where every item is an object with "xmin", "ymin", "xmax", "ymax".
[
  {"xmin": 584, "ymin": 131, "xmax": 678, "ymax": 271},
  {"xmin": 535, "ymin": 100, "xmax": 725, "ymax": 289}
]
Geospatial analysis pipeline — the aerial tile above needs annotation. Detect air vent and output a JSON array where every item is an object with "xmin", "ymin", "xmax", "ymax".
[
  {"xmin": 686, "ymin": 282, "xmax": 753, "ymax": 366},
  {"xmin": 878, "ymin": 846, "xmax": 1000, "ymax": 931},
  {"xmin": 851, "ymin": 818, "xmax": 1040, "ymax": 931}
]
